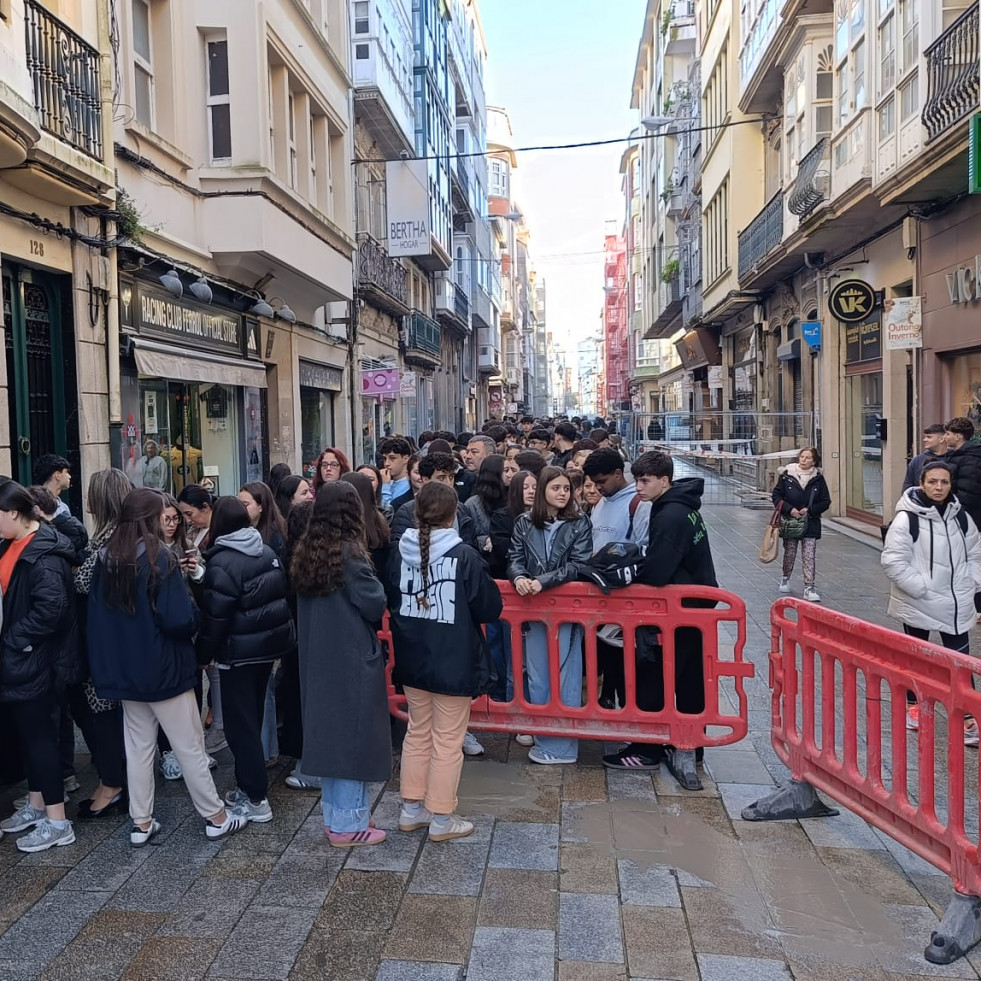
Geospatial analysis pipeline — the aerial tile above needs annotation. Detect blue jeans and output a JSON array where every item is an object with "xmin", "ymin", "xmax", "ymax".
[
  {"xmin": 260, "ymin": 670, "xmax": 278, "ymax": 761},
  {"xmin": 523, "ymin": 622, "xmax": 582, "ymax": 760},
  {"xmin": 321, "ymin": 777, "xmax": 370, "ymax": 832}
]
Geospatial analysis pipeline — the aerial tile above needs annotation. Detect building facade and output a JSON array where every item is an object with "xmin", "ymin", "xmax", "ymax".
[
  {"xmin": 602, "ymin": 226, "xmax": 630, "ymax": 416},
  {"xmin": 0, "ymin": 0, "xmax": 115, "ymax": 500}
]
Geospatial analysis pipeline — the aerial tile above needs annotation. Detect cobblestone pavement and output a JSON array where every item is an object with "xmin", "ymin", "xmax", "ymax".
[{"xmin": 1, "ymin": 506, "xmax": 978, "ymax": 981}]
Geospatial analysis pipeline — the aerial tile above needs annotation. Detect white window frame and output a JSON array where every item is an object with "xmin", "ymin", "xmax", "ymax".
[
  {"xmin": 308, "ymin": 111, "xmax": 317, "ymax": 202},
  {"xmin": 205, "ymin": 34, "xmax": 231, "ymax": 163},
  {"xmin": 287, "ymin": 90, "xmax": 298, "ymax": 189},
  {"xmin": 132, "ymin": 0, "xmax": 154, "ymax": 129}
]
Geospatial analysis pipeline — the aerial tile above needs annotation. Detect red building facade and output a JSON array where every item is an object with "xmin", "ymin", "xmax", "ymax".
[{"xmin": 603, "ymin": 230, "xmax": 630, "ymax": 414}]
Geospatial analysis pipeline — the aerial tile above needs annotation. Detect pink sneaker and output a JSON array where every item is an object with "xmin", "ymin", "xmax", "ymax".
[{"xmin": 326, "ymin": 827, "xmax": 387, "ymax": 848}]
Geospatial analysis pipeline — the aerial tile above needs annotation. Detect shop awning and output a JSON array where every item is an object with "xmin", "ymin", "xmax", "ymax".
[{"xmin": 131, "ymin": 338, "xmax": 267, "ymax": 389}]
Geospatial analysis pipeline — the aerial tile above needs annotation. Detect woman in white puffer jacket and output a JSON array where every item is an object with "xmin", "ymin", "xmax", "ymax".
[{"xmin": 881, "ymin": 461, "xmax": 981, "ymax": 739}]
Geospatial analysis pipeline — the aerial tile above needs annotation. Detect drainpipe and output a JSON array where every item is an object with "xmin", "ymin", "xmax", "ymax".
[{"xmin": 107, "ymin": 219, "xmax": 121, "ymax": 424}]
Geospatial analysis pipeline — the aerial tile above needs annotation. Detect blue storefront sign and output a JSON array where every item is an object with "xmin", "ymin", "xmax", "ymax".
[{"xmin": 802, "ymin": 320, "xmax": 822, "ymax": 351}]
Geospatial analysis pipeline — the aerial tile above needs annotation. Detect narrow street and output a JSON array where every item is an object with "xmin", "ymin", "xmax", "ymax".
[{"xmin": 0, "ymin": 505, "xmax": 971, "ymax": 981}]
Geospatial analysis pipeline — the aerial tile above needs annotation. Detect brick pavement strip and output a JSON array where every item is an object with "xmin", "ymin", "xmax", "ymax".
[{"xmin": 0, "ymin": 506, "xmax": 980, "ymax": 979}]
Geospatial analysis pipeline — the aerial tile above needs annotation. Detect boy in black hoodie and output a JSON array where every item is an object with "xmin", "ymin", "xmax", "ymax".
[{"xmin": 600, "ymin": 451, "xmax": 717, "ymax": 790}]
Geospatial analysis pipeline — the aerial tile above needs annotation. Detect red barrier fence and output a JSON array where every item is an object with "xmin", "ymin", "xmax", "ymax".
[
  {"xmin": 763, "ymin": 598, "xmax": 981, "ymax": 897},
  {"xmin": 382, "ymin": 581, "xmax": 753, "ymax": 750}
]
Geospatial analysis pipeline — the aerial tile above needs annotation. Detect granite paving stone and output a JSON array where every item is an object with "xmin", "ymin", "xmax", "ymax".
[
  {"xmin": 558, "ymin": 893, "xmax": 623, "ymax": 964},
  {"xmin": 680, "ymin": 886, "xmax": 784, "ymax": 960},
  {"xmin": 208, "ymin": 905, "xmax": 318, "ymax": 979},
  {"xmin": 488, "ymin": 821, "xmax": 560, "ymax": 871},
  {"xmin": 696, "ymin": 952, "xmax": 793, "ymax": 980},
  {"xmin": 289, "ymin": 927, "xmax": 383, "ymax": 981},
  {"xmin": 407, "ymin": 840, "xmax": 489, "ymax": 895},
  {"xmin": 561, "ymin": 766, "xmax": 609, "ymax": 802},
  {"xmin": 476, "ymin": 869, "xmax": 559, "ymax": 930},
  {"xmin": 384, "ymin": 896, "xmax": 477, "ymax": 964},
  {"xmin": 343, "ymin": 827, "xmax": 426, "ymax": 872},
  {"xmin": 466, "ymin": 927, "xmax": 555, "ymax": 981},
  {"xmin": 703, "ymin": 748, "xmax": 776, "ymax": 786},
  {"xmin": 556, "ymin": 963, "xmax": 628, "ymax": 981},
  {"xmin": 158, "ymin": 877, "xmax": 262, "ymax": 938},
  {"xmin": 122, "ymin": 937, "xmax": 223, "ymax": 981},
  {"xmin": 617, "ymin": 858, "xmax": 682, "ymax": 907},
  {"xmin": 606, "ymin": 769, "xmax": 657, "ymax": 801},
  {"xmin": 621, "ymin": 906, "xmax": 698, "ymax": 980},
  {"xmin": 374, "ymin": 961, "xmax": 463, "ymax": 981},
  {"xmin": 317, "ymin": 871, "xmax": 408, "ymax": 934},
  {"xmin": 558, "ymin": 842, "xmax": 618, "ymax": 894},
  {"xmin": 255, "ymin": 855, "xmax": 342, "ymax": 908}
]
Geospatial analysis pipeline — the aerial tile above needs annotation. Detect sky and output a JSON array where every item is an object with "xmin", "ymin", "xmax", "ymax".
[{"xmin": 479, "ymin": 0, "xmax": 648, "ymax": 363}]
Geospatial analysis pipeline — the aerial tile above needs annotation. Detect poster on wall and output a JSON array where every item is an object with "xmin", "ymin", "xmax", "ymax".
[
  {"xmin": 244, "ymin": 387, "xmax": 264, "ymax": 483},
  {"xmin": 400, "ymin": 371, "xmax": 417, "ymax": 398},
  {"xmin": 144, "ymin": 390, "xmax": 158, "ymax": 435},
  {"xmin": 844, "ymin": 314, "xmax": 882, "ymax": 363},
  {"xmin": 883, "ymin": 296, "xmax": 923, "ymax": 350}
]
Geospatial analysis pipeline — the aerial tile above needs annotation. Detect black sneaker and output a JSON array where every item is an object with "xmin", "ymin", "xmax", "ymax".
[{"xmin": 602, "ymin": 747, "xmax": 661, "ymax": 770}]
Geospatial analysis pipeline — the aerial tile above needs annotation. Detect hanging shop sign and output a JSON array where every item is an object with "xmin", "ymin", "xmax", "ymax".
[
  {"xmin": 829, "ymin": 279, "xmax": 877, "ymax": 324},
  {"xmin": 123, "ymin": 281, "xmax": 243, "ymax": 354},
  {"xmin": 299, "ymin": 359, "xmax": 343, "ymax": 392},
  {"xmin": 801, "ymin": 321, "xmax": 822, "ymax": 350},
  {"xmin": 844, "ymin": 312, "xmax": 882, "ymax": 364},
  {"xmin": 400, "ymin": 371, "xmax": 417, "ymax": 397},
  {"xmin": 883, "ymin": 296, "xmax": 923, "ymax": 350},
  {"xmin": 362, "ymin": 368, "xmax": 400, "ymax": 397}
]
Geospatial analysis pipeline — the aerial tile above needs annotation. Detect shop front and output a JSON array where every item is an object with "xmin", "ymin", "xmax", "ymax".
[
  {"xmin": 117, "ymin": 277, "xmax": 267, "ymax": 496},
  {"xmin": 921, "ymin": 196, "xmax": 981, "ymax": 428},
  {"xmin": 299, "ymin": 359, "xmax": 343, "ymax": 480},
  {"xmin": 360, "ymin": 366, "xmax": 399, "ymax": 465}
]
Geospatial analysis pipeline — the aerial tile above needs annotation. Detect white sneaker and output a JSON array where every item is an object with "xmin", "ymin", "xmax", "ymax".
[
  {"xmin": 16, "ymin": 819, "xmax": 75, "ymax": 853},
  {"xmin": 160, "ymin": 750, "xmax": 182, "ymax": 781},
  {"xmin": 399, "ymin": 804, "xmax": 432, "ymax": 832},
  {"xmin": 778, "ymin": 577, "xmax": 791, "ymax": 593},
  {"xmin": 803, "ymin": 587, "xmax": 821, "ymax": 603},
  {"xmin": 225, "ymin": 789, "xmax": 274, "ymax": 824},
  {"xmin": 428, "ymin": 814, "xmax": 474, "ymax": 842},
  {"xmin": 130, "ymin": 818, "xmax": 161, "ymax": 848},
  {"xmin": 462, "ymin": 732, "xmax": 485, "ymax": 757},
  {"xmin": 515, "ymin": 734, "xmax": 534, "ymax": 747},
  {"xmin": 205, "ymin": 811, "xmax": 248, "ymax": 839}
]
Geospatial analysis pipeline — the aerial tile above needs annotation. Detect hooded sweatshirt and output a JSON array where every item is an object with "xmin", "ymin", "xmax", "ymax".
[
  {"xmin": 387, "ymin": 527, "xmax": 503, "ymax": 696},
  {"xmin": 197, "ymin": 526, "xmax": 295, "ymax": 666},
  {"xmin": 589, "ymin": 482, "xmax": 651, "ymax": 553},
  {"xmin": 881, "ymin": 487, "xmax": 981, "ymax": 635},
  {"xmin": 637, "ymin": 478, "xmax": 718, "ymax": 591}
]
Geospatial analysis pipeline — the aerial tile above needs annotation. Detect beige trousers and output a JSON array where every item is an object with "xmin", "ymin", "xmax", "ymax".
[
  {"xmin": 122, "ymin": 690, "xmax": 223, "ymax": 824},
  {"xmin": 400, "ymin": 687, "xmax": 472, "ymax": 814}
]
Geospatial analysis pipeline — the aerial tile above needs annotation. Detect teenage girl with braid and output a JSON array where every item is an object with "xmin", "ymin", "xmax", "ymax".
[{"xmin": 386, "ymin": 482, "xmax": 502, "ymax": 842}]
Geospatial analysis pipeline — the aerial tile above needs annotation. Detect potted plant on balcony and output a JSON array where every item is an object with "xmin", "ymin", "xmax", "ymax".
[
  {"xmin": 661, "ymin": 7, "xmax": 671, "ymax": 35},
  {"xmin": 661, "ymin": 258, "xmax": 680, "ymax": 284}
]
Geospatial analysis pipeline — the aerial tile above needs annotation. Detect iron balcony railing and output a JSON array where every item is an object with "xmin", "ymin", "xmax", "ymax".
[
  {"xmin": 358, "ymin": 235, "xmax": 408, "ymax": 307},
  {"xmin": 454, "ymin": 284, "xmax": 469, "ymax": 323},
  {"xmin": 738, "ymin": 191, "xmax": 784, "ymax": 280},
  {"xmin": 788, "ymin": 138, "xmax": 831, "ymax": 218},
  {"xmin": 24, "ymin": 0, "xmax": 103, "ymax": 160},
  {"xmin": 922, "ymin": 3, "xmax": 980, "ymax": 141},
  {"xmin": 406, "ymin": 311, "xmax": 441, "ymax": 358}
]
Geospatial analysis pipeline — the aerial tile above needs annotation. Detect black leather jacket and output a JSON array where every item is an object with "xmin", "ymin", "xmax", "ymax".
[{"xmin": 506, "ymin": 513, "xmax": 592, "ymax": 590}]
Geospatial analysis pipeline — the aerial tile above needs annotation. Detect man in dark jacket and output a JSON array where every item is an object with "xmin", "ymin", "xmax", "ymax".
[
  {"xmin": 392, "ymin": 453, "xmax": 478, "ymax": 550},
  {"xmin": 551, "ymin": 422, "xmax": 578, "ymax": 469},
  {"xmin": 946, "ymin": 417, "xmax": 981, "ymax": 613},
  {"xmin": 600, "ymin": 451, "xmax": 717, "ymax": 790},
  {"xmin": 903, "ymin": 424, "xmax": 949, "ymax": 491}
]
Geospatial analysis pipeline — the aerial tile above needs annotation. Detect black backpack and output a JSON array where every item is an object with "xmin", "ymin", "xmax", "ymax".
[{"xmin": 905, "ymin": 509, "xmax": 969, "ymax": 542}]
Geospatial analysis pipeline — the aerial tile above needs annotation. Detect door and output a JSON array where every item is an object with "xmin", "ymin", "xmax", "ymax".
[{"xmin": 2, "ymin": 263, "xmax": 75, "ymax": 488}]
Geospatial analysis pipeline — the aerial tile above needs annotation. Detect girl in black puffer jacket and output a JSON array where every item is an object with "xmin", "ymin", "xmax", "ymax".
[{"xmin": 197, "ymin": 497, "xmax": 295, "ymax": 824}]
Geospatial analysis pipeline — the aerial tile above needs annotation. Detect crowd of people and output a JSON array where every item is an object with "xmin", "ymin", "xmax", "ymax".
[{"xmin": 2, "ymin": 412, "xmax": 979, "ymax": 853}]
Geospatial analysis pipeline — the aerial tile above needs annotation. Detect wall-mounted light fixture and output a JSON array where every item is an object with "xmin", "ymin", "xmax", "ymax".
[
  {"xmin": 245, "ymin": 290, "xmax": 274, "ymax": 318},
  {"xmin": 269, "ymin": 297, "xmax": 297, "ymax": 323},
  {"xmin": 189, "ymin": 275, "xmax": 213, "ymax": 303},
  {"xmin": 159, "ymin": 268, "xmax": 183, "ymax": 299}
]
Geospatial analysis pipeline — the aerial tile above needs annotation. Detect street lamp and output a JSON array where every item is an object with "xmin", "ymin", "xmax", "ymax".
[
  {"xmin": 641, "ymin": 116, "xmax": 673, "ymax": 131},
  {"xmin": 485, "ymin": 211, "xmax": 522, "ymax": 221}
]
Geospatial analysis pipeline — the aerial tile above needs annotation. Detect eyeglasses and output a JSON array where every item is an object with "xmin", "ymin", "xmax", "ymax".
[
  {"xmin": 162, "ymin": 515, "xmax": 182, "ymax": 525},
  {"xmin": 321, "ymin": 461, "xmax": 342, "ymax": 471}
]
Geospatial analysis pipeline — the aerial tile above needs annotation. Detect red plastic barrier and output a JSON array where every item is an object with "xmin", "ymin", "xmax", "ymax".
[
  {"xmin": 768, "ymin": 599, "xmax": 981, "ymax": 894},
  {"xmin": 381, "ymin": 581, "xmax": 753, "ymax": 750}
]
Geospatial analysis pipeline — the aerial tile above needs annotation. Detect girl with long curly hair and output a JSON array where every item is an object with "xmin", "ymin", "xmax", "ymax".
[
  {"xmin": 387, "ymin": 482, "xmax": 502, "ymax": 843},
  {"xmin": 289, "ymin": 482, "xmax": 390, "ymax": 847}
]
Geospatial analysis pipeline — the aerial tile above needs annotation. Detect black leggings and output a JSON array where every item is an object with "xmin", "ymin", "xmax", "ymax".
[
  {"xmin": 67, "ymin": 685, "xmax": 126, "ymax": 789},
  {"xmin": 9, "ymin": 690, "xmax": 64, "ymax": 806},
  {"xmin": 903, "ymin": 625, "xmax": 970, "ymax": 704}
]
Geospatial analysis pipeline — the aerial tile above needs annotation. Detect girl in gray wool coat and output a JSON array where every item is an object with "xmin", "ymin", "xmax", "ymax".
[{"xmin": 289, "ymin": 481, "xmax": 391, "ymax": 847}]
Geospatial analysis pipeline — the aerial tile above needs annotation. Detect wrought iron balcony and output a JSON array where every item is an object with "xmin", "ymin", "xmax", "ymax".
[
  {"xmin": 738, "ymin": 191, "xmax": 784, "ymax": 280},
  {"xmin": 24, "ymin": 0, "xmax": 103, "ymax": 160},
  {"xmin": 357, "ymin": 235, "xmax": 409, "ymax": 314},
  {"xmin": 454, "ymin": 284, "xmax": 470, "ymax": 323},
  {"xmin": 922, "ymin": 3, "xmax": 980, "ymax": 141},
  {"xmin": 788, "ymin": 138, "xmax": 830, "ymax": 218},
  {"xmin": 405, "ymin": 311, "xmax": 442, "ymax": 361}
]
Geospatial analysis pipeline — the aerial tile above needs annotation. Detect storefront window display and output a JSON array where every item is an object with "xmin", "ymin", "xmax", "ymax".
[
  {"xmin": 945, "ymin": 350, "xmax": 981, "ymax": 428},
  {"xmin": 299, "ymin": 360, "xmax": 342, "ymax": 480},
  {"xmin": 361, "ymin": 398, "xmax": 394, "ymax": 466}
]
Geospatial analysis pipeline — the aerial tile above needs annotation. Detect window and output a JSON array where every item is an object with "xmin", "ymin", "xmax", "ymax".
[
  {"xmin": 853, "ymin": 39, "xmax": 866, "ymax": 110},
  {"xmin": 308, "ymin": 112, "xmax": 317, "ymax": 202},
  {"xmin": 899, "ymin": 73, "xmax": 918, "ymax": 120},
  {"xmin": 355, "ymin": 43, "xmax": 369, "ymax": 58},
  {"xmin": 489, "ymin": 158, "xmax": 508, "ymax": 198},
  {"xmin": 704, "ymin": 179, "xmax": 729, "ymax": 285},
  {"xmin": 837, "ymin": 63, "xmax": 849, "ymax": 123},
  {"xmin": 206, "ymin": 37, "xmax": 231, "ymax": 162},
  {"xmin": 132, "ymin": 0, "xmax": 154, "ymax": 127},
  {"xmin": 878, "ymin": 14, "xmax": 895, "ymax": 94},
  {"xmin": 702, "ymin": 43, "xmax": 729, "ymax": 154},
  {"xmin": 287, "ymin": 91, "xmax": 297, "ymax": 189},
  {"xmin": 899, "ymin": 0, "xmax": 917, "ymax": 74},
  {"xmin": 354, "ymin": 0, "xmax": 369, "ymax": 33},
  {"xmin": 878, "ymin": 94, "xmax": 895, "ymax": 140}
]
